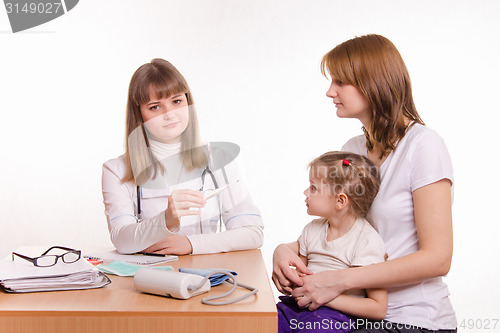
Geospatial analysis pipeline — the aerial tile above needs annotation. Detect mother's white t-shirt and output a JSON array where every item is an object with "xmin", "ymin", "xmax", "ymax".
[{"xmin": 342, "ymin": 123, "xmax": 456, "ymax": 330}]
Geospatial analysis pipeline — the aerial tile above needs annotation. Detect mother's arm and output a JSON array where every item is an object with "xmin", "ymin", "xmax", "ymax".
[{"xmin": 291, "ymin": 179, "xmax": 453, "ymax": 310}]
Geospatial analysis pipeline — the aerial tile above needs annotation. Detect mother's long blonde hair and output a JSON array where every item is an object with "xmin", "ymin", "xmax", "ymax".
[
  {"xmin": 321, "ymin": 34, "xmax": 424, "ymax": 158},
  {"xmin": 122, "ymin": 59, "xmax": 207, "ymax": 185}
]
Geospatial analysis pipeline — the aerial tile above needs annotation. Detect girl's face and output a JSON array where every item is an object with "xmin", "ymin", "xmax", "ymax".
[
  {"xmin": 304, "ymin": 167, "xmax": 336, "ymax": 218},
  {"xmin": 326, "ymin": 78, "xmax": 371, "ymax": 125},
  {"xmin": 140, "ymin": 89, "xmax": 190, "ymax": 144}
]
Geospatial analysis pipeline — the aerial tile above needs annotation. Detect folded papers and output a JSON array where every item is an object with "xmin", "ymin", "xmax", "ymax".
[{"xmin": 0, "ymin": 256, "xmax": 110, "ymax": 293}]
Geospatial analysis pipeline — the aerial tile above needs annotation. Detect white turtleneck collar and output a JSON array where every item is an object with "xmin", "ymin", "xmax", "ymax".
[{"xmin": 149, "ymin": 139, "xmax": 181, "ymax": 161}]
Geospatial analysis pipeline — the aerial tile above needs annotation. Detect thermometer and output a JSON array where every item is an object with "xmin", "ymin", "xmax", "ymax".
[{"xmin": 203, "ymin": 180, "xmax": 239, "ymax": 200}]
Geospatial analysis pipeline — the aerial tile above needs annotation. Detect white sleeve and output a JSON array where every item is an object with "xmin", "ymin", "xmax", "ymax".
[
  {"xmin": 408, "ymin": 130, "xmax": 454, "ymax": 192},
  {"xmin": 102, "ymin": 159, "xmax": 175, "ymax": 254},
  {"xmin": 213, "ymin": 159, "xmax": 264, "ymax": 230},
  {"xmin": 297, "ymin": 221, "xmax": 313, "ymax": 258},
  {"xmin": 186, "ymin": 225, "xmax": 263, "ymax": 254}
]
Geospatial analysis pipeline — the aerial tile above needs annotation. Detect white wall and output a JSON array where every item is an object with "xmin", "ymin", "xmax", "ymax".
[{"xmin": 1, "ymin": 0, "xmax": 499, "ymax": 329}]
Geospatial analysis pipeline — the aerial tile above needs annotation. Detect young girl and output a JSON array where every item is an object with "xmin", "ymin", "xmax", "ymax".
[
  {"xmin": 273, "ymin": 34, "xmax": 456, "ymax": 332},
  {"xmin": 277, "ymin": 151, "xmax": 387, "ymax": 333},
  {"xmin": 102, "ymin": 59, "xmax": 263, "ymax": 255}
]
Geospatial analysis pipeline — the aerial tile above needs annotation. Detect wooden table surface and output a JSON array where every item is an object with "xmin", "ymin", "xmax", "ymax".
[{"xmin": 0, "ymin": 249, "xmax": 278, "ymax": 333}]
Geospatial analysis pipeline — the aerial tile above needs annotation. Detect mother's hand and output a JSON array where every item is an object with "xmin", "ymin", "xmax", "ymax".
[
  {"xmin": 291, "ymin": 270, "xmax": 347, "ymax": 311},
  {"xmin": 272, "ymin": 243, "xmax": 312, "ymax": 295}
]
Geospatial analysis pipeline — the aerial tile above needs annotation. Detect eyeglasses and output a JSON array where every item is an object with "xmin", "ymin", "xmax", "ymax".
[{"xmin": 12, "ymin": 246, "xmax": 81, "ymax": 267}]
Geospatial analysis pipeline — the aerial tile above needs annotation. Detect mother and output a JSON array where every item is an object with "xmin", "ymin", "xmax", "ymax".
[{"xmin": 272, "ymin": 34, "xmax": 456, "ymax": 332}]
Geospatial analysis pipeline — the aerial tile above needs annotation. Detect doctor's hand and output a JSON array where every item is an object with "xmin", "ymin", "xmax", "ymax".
[
  {"xmin": 272, "ymin": 243, "xmax": 312, "ymax": 295},
  {"xmin": 143, "ymin": 235, "xmax": 193, "ymax": 255},
  {"xmin": 164, "ymin": 189, "xmax": 205, "ymax": 231}
]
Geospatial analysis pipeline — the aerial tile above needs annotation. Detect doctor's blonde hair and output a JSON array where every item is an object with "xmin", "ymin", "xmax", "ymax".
[
  {"xmin": 122, "ymin": 58, "xmax": 207, "ymax": 185},
  {"xmin": 321, "ymin": 34, "xmax": 425, "ymax": 159}
]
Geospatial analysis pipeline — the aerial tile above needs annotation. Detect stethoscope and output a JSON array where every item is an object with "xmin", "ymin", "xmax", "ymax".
[{"xmin": 135, "ymin": 166, "xmax": 221, "ymax": 232}]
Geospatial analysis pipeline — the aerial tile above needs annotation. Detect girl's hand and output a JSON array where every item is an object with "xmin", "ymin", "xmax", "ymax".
[
  {"xmin": 164, "ymin": 189, "xmax": 205, "ymax": 230},
  {"xmin": 143, "ymin": 235, "xmax": 193, "ymax": 255},
  {"xmin": 272, "ymin": 243, "xmax": 312, "ymax": 295},
  {"xmin": 291, "ymin": 270, "xmax": 347, "ymax": 311}
]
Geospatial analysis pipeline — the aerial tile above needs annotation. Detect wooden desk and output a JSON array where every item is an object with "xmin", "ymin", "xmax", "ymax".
[{"xmin": 0, "ymin": 249, "xmax": 277, "ymax": 333}]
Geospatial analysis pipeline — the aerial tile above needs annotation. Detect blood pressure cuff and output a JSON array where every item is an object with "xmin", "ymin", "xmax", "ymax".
[{"xmin": 178, "ymin": 268, "xmax": 237, "ymax": 287}]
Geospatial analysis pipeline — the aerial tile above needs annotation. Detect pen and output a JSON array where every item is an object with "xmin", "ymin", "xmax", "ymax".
[{"xmin": 134, "ymin": 252, "xmax": 170, "ymax": 257}]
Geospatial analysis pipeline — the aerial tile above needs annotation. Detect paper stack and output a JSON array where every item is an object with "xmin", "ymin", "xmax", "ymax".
[{"xmin": 0, "ymin": 256, "xmax": 110, "ymax": 293}]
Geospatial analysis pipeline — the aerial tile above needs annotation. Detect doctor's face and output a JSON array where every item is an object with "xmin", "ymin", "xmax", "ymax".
[{"xmin": 140, "ymin": 90, "xmax": 190, "ymax": 144}]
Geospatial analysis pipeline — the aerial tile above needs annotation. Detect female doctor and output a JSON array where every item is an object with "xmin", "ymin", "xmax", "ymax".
[{"xmin": 102, "ymin": 58, "xmax": 263, "ymax": 255}]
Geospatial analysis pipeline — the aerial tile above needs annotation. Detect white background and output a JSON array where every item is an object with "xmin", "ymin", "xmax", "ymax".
[{"xmin": 1, "ymin": 0, "xmax": 499, "ymax": 329}]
